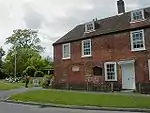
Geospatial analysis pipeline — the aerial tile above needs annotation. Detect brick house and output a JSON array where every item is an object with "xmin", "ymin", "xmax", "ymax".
[{"xmin": 53, "ymin": 0, "xmax": 150, "ymax": 91}]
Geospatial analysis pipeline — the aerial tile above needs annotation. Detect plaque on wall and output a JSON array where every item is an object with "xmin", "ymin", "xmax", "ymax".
[
  {"xmin": 85, "ymin": 74, "xmax": 92, "ymax": 77},
  {"xmin": 72, "ymin": 66, "xmax": 80, "ymax": 72}
]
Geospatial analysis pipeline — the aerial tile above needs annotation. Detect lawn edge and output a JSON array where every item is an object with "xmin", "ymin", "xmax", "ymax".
[{"xmin": 2, "ymin": 99, "xmax": 150, "ymax": 112}]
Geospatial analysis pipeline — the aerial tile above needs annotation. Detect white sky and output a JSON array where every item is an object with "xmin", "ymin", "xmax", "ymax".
[{"xmin": 0, "ymin": 0, "xmax": 150, "ymax": 57}]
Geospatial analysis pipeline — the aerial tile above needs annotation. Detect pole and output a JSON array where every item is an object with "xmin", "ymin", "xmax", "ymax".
[
  {"xmin": 15, "ymin": 51, "xmax": 16, "ymax": 77},
  {"xmin": 86, "ymin": 78, "xmax": 89, "ymax": 91},
  {"xmin": 14, "ymin": 44, "xmax": 17, "ymax": 78},
  {"xmin": 111, "ymin": 82, "xmax": 114, "ymax": 92}
]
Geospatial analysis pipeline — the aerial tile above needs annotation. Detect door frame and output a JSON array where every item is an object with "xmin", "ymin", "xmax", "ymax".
[{"xmin": 118, "ymin": 60, "xmax": 136, "ymax": 90}]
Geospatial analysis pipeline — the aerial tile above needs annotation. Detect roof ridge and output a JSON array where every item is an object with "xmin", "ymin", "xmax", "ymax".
[{"xmin": 53, "ymin": 6, "xmax": 150, "ymax": 45}]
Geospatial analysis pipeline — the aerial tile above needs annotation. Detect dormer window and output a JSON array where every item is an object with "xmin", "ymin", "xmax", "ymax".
[
  {"xmin": 85, "ymin": 21, "xmax": 95, "ymax": 33},
  {"xmin": 131, "ymin": 9, "xmax": 145, "ymax": 22}
]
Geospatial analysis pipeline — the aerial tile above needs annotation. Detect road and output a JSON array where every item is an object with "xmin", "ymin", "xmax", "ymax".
[{"xmin": 0, "ymin": 102, "xmax": 142, "ymax": 113}]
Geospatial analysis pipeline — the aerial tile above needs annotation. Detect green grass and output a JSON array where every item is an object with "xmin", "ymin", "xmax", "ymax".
[
  {"xmin": 0, "ymin": 81, "xmax": 25, "ymax": 90},
  {"xmin": 9, "ymin": 89, "xmax": 150, "ymax": 109},
  {"xmin": 0, "ymin": 77, "xmax": 43, "ymax": 90}
]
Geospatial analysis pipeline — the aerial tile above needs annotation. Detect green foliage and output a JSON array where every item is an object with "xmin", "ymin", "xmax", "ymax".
[
  {"xmin": 4, "ymin": 48, "xmax": 37, "ymax": 75},
  {"xmin": 25, "ymin": 66, "xmax": 36, "ymax": 77},
  {"xmin": 44, "ymin": 56, "xmax": 53, "ymax": 67},
  {"xmin": 0, "ymin": 68, "xmax": 8, "ymax": 79},
  {"xmin": 3, "ymin": 47, "xmax": 50, "ymax": 76},
  {"xmin": 0, "ymin": 47, "xmax": 5, "ymax": 68},
  {"xmin": 41, "ymin": 75, "xmax": 51, "ymax": 88},
  {"xmin": 0, "ymin": 47, "xmax": 7, "ymax": 79},
  {"xmin": 5, "ymin": 29, "xmax": 44, "ymax": 52},
  {"xmin": 22, "ymin": 70, "xmax": 27, "ymax": 76},
  {"xmin": 3, "ymin": 28, "xmax": 52, "ymax": 77},
  {"xmin": 0, "ymin": 47, "xmax": 5, "ymax": 57},
  {"xmin": 26, "ymin": 53, "xmax": 47, "ymax": 70},
  {"xmin": 34, "ymin": 71, "xmax": 44, "ymax": 77}
]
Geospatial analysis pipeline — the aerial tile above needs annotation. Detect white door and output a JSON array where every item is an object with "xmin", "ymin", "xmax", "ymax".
[{"xmin": 121, "ymin": 63, "xmax": 135, "ymax": 90}]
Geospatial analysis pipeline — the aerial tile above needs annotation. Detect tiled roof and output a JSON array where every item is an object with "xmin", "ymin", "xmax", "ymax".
[{"xmin": 53, "ymin": 7, "xmax": 150, "ymax": 45}]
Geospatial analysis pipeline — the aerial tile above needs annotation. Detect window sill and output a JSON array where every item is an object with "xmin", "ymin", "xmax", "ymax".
[
  {"xmin": 130, "ymin": 19, "xmax": 146, "ymax": 24},
  {"xmin": 131, "ymin": 48, "xmax": 146, "ymax": 52},
  {"xmin": 81, "ymin": 55, "xmax": 92, "ymax": 58},
  {"xmin": 62, "ymin": 57, "xmax": 71, "ymax": 60},
  {"xmin": 84, "ymin": 29, "xmax": 95, "ymax": 34},
  {"xmin": 105, "ymin": 80, "xmax": 117, "ymax": 82}
]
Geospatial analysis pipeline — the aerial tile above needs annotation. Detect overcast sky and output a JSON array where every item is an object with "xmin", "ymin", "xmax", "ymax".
[{"xmin": 0, "ymin": 0, "xmax": 150, "ymax": 57}]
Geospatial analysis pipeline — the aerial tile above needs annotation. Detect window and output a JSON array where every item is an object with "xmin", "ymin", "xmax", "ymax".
[
  {"xmin": 85, "ymin": 22, "xmax": 95, "ymax": 33},
  {"xmin": 130, "ymin": 29, "xmax": 145, "ymax": 51},
  {"xmin": 93, "ymin": 67, "xmax": 103, "ymax": 76},
  {"xmin": 82, "ymin": 39, "xmax": 92, "ymax": 57},
  {"xmin": 131, "ymin": 9, "xmax": 144, "ymax": 22},
  {"xmin": 62, "ymin": 43, "xmax": 70, "ymax": 59},
  {"xmin": 104, "ymin": 62, "xmax": 117, "ymax": 81}
]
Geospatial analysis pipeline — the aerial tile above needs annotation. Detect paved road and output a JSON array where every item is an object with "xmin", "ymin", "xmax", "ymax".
[{"xmin": 0, "ymin": 102, "xmax": 142, "ymax": 113}]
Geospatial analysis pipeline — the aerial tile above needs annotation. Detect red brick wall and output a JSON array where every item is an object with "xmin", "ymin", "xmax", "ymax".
[{"xmin": 54, "ymin": 28, "xmax": 150, "ymax": 86}]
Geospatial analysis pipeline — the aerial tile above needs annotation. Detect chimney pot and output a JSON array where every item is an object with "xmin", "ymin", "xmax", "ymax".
[{"xmin": 117, "ymin": 0, "xmax": 125, "ymax": 14}]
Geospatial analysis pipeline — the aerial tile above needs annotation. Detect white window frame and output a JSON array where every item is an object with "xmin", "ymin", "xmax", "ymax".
[
  {"xmin": 104, "ymin": 62, "xmax": 117, "ymax": 81},
  {"xmin": 85, "ymin": 21, "xmax": 95, "ymax": 33},
  {"xmin": 62, "ymin": 43, "xmax": 71, "ymax": 59},
  {"xmin": 130, "ymin": 29, "xmax": 146, "ymax": 52},
  {"xmin": 82, "ymin": 39, "xmax": 92, "ymax": 57},
  {"xmin": 131, "ymin": 9, "xmax": 145, "ymax": 22},
  {"xmin": 148, "ymin": 59, "xmax": 150, "ymax": 80}
]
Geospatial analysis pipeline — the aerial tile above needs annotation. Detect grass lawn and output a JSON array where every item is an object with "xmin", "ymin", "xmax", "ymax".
[
  {"xmin": 9, "ymin": 89, "xmax": 150, "ymax": 109},
  {"xmin": 0, "ymin": 81, "xmax": 26, "ymax": 90}
]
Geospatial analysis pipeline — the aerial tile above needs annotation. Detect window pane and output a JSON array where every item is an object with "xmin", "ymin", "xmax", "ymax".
[
  {"xmin": 63, "ymin": 44, "xmax": 70, "ymax": 58},
  {"xmin": 82, "ymin": 39, "xmax": 91, "ymax": 56},
  {"xmin": 132, "ymin": 10, "xmax": 144, "ymax": 21},
  {"xmin": 131, "ymin": 30, "xmax": 144, "ymax": 50},
  {"xmin": 106, "ymin": 63, "xmax": 116, "ymax": 81},
  {"xmin": 87, "ymin": 23, "xmax": 94, "ymax": 31}
]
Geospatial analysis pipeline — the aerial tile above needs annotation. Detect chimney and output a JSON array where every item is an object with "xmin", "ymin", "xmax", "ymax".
[{"xmin": 117, "ymin": 0, "xmax": 125, "ymax": 14}]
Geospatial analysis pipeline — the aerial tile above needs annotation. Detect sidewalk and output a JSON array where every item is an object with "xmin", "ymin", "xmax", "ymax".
[{"xmin": 0, "ymin": 87, "xmax": 42, "ymax": 100}]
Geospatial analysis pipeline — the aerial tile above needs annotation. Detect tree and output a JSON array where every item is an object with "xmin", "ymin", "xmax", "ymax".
[
  {"xmin": 34, "ymin": 71, "xmax": 44, "ymax": 77},
  {"xmin": 5, "ymin": 29, "xmax": 44, "ymax": 52},
  {"xmin": 0, "ymin": 47, "xmax": 7, "ymax": 79},
  {"xmin": 4, "ymin": 28, "xmax": 53, "ymax": 77},
  {"xmin": 26, "ymin": 53, "xmax": 47, "ymax": 70},
  {"xmin": 4, "ymin": 47, "xmax": 50, "ymax": 76},
  {"xmin": 45, "ymin": 56, "xmax": 53, "ymax": 66},
  {"xmin": 4, "ymin": 48, "xmax": 39, "ymax": 75},
  {"xmin": 25, "ymin": 66, "xmax": 36, "ymax": 77},
  {"xmin": 0, "ymin": 68, "xmax": 8, "ymax": 79},
  {"xmin": 0, "ymin": 47, "xmax": 5, "ymax": 67}
]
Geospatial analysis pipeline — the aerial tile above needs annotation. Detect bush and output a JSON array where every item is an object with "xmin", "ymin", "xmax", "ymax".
[
  {"xmin": 139, "ymin": 83, "xmax": 150, "ymax": 94},
  {"xmin": 34, "ymin": 71, "xmax": 44, "ymax": 77},
  {"xmin": 0, "ymin": 68, "xmax": 9, "ymax": 79},
  {"xmin": 41, "ymin": 75, "xmax": 52, "ymax": 88},
  {"xmin": 22, "ymin": 70, "xmax": 27, "ymax": 76},
  {"xmin": 25, "ymin": 66, "xmax": 36, "ymax": 77}
]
